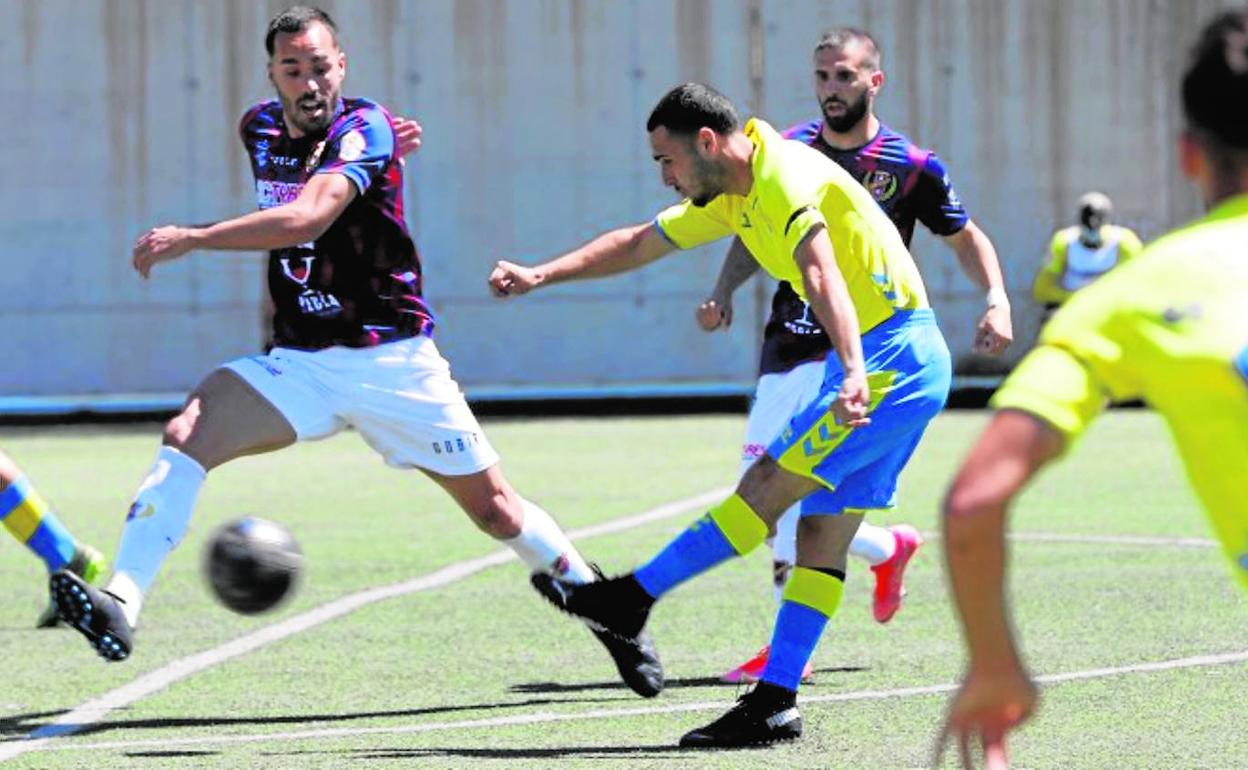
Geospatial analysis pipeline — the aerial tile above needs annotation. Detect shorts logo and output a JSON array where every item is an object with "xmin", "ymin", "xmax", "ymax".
[
  {"xmin": 742, "ymin": 443, "xmax": 767, "ymax": 461},
  {"xmin": 431, "ymin": 432, "xmax": 481, "ymax": 455},
  {"xmin": 862, "ymin": 170, "xmax": 898, "ymax": 202}
]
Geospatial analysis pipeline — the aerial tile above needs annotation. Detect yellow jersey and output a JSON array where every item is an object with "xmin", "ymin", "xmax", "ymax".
[
  {"xmin": 1032, "ymin": 224, "xmax": 1144, "ymax": 306},
  {"xmin": 995, "ymin": 194, "xmax": 1248, "ymax": 587},
  {"xmin": 654, "ymin": 118, "xmax": 929, "ymax": 335}
]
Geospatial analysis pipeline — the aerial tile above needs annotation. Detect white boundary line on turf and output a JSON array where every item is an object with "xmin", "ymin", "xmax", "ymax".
[
  {"xmin": 25, "ymin": 648, "xmax": 1248, "ymax": 755},
  {"xmin": 0, "ymin": 486, "xmax": 734, "ymax": 763}
]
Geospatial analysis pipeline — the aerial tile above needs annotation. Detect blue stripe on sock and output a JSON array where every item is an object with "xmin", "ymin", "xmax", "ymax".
[
  {"xmin": 0, "ymin": 477, "xmax": 32, "ymax": 519},
  {"xmin": 634, "ymin": 514, "xmax": 738, "ymax": 598},
  {"xmin": 760, "ymin": 600, "xmax": 830, "ymax": 691},
  {"xmin": 26, "ymin": 516, "xmax": 76, "ymax": 571}
]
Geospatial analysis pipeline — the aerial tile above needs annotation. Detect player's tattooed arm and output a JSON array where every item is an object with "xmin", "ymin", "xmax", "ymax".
[
  {"xmin": 697, "ymin": 237, "xmax": 759, "ymax": 331},
  {"xmin": 489, "ymin": 223, "xmax": 675, "ymax": 297}
]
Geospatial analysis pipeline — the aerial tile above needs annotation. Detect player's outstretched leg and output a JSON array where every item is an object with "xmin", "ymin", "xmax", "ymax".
[{"xmin": 50, "ymin": 570, "xmax": 133, "ymax": 661}]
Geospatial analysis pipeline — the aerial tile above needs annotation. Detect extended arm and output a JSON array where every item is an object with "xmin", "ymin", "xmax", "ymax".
[
  {"xmin": 489, "ymin": 223, "xmax": 676, "ymax": 296},
  {"xmin": 941, "ymin": 221, "xmax": 1013, "ymax": 356},
  {"xmin": 132, "ymin": 174, "xmax": 357, "ymax": 278},
  {"xmin": 794, "ymin": 226, "xmax": 869, "ymax": 427},
  {"xmin": 935, "ymin": 409, "xmax": 1064, "ymax": 768}
]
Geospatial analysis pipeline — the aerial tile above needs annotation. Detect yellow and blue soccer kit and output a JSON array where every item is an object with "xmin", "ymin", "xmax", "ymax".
[
  {"xmin": 634, "ymin": 118, "xmax": 951, "ymax": 693},
  {"xmin": 995, "ymin": 193, "xmax": 1248, "ymax": 589},
  {"xmin": 654, "ymin": 118, "xmax": 952, "ymax": 517}
]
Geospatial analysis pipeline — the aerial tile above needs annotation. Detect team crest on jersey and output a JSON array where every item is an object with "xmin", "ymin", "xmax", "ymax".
[
  {"xmin": 862, "ymin": 170, "xmax": 898, "ymax": 202},
  {"xmin": 280, "ymin": 256, "xmax": 316, "ymax": 287},
  {"xmin": 339, "ymin": 129, "xmax": 366, "ymax": 162}
]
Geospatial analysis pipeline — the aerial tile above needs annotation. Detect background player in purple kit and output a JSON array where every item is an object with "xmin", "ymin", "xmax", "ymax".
[
  {"xmin": 48, "ymin": 5, "xmax": 661, "ymax": 699},
  {"xmin": 697, "ymin": 27, "xmax": 1013, "ymax": 683}
]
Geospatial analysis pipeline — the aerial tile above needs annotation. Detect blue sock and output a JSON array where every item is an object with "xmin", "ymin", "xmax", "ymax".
[
  {"xmin": 0, "ymin": 476, "xmax": 76, "ymax": 571},
  {"xmin": 634, "ymin": 515, "xmax": 738, "ymax": 598},
  {"xmin": 760, "ymin": 601, "xmax": 830, "ymax": 691}
]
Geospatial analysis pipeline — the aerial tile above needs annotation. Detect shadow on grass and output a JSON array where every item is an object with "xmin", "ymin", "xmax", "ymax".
[
  {"xmin": 510, "ymin": 665, "xmax": 868, "ymax": 694},
  {"xmin": 270, "ymin": 744, "xmax": 707, "ymax": 761},
  {"xmin": 0, "ymin": 695, "xmax": 631, "ymax": 741}
]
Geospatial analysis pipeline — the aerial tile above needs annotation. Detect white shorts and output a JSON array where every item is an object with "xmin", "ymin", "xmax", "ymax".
[
  {"xmin": 740, "ymin": 359, "xmax": 826, "ymax": 472},
  {"xmin": 224, "ymin": 336, "xmax": 500, "ymax": 476}
]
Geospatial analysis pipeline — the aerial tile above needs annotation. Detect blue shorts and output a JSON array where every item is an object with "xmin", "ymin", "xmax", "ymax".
[{"xmin": 766, "ymin": 309, "xmax": 952, "ymax": 515}]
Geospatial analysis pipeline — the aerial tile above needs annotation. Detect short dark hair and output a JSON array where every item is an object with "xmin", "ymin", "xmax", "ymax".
[
  {"xmin": 265, "ymin": 6, "xmax": 339, "ymax": 56},
  {"xmin": 646, "ymin": 83, "xmax": 740, "ymax": 137},
  {"xmin": 1182, "ymin": 9, "xmax": 1248, "ymax": 149},
  {"xmin": 815, "ymin": 27, "xmax": 881, "ymax": 71}
]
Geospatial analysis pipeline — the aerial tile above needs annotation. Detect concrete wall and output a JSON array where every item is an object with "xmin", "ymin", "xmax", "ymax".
[{"xmin": 0, "ymin": 0, "xmax": 1234, "ymax": 398}]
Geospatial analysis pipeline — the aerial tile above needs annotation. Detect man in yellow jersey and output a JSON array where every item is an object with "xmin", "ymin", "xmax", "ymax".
[
  {"xmin": 489, "ymin": 83, "xmax": 952, "ymax": 747},
  {"xmin": 1032, "ymin": 192, "xmax": 1144, "ymax": 316},
  {"xmin": 936, "ymin": 10, "xmax": 1248, "ymax": 769}
]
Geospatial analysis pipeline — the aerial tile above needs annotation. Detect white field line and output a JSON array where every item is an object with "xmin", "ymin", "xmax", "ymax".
[
  {"xmin": 0, "ymin": 489, "xmax": 1226, "ymax": 761},
  {"xmin": 23, "ymin": 648, "xmax": 1248, "ymax": 755},
  {"xmin": 1007, "ymin": 532, "xmax": 1216, "ymax": 548},
  {"xmin": 0, "ymin": 486, "xmax": 733, "ymax": 762}
]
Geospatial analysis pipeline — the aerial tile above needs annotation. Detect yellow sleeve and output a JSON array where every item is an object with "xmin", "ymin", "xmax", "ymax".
[
  {"xmin": 653, "ymin": 200, "xmax": 735, "ymax": 250},
  {"xmin": 991, "ymin": 345, "xmax": 1108, "ymax": 446},
  {"xmin": 1031, "ymin": 231, "xmax": 1071, "ymax": 305},
  {"xmin": 1116, "ymin": 227, "xmax": 1145, "ymax": 264}
]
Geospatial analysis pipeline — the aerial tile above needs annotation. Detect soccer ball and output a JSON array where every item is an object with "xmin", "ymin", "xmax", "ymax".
[{"xmin": 203, "ymin": 516, "xmax": 302, "ymax": 615}]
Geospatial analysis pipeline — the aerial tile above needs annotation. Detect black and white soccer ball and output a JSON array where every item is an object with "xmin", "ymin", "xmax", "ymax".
[{"xmin": 203, "ymin": 517, "xmax": 302, "ymax": 615}]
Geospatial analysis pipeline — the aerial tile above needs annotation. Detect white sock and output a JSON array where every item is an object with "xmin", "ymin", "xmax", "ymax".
[
  {"xmin": 849, "ymin": 522, "xmax": 897, "ymax": 566},
  {"xmin": 504, "ymin": 498, "xmax": 595, "ymax": 584},
  {"xmin": 108, "ymin": 446, "xmax": 207, "ymax": 626},
  {"xmin": 770, "ymin": 504, "xmax": 800, "ymax": 603}
]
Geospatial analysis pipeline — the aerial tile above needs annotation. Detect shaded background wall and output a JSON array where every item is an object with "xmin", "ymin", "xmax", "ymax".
[{"xmin": 0, "ymin": 0, "xmax": 1235, "ymax": 401}]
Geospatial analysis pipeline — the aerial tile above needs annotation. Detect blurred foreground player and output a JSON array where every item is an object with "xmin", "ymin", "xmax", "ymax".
[{"xmin": 937, "ymin": 9, "xmax": 1248, "ymax": 768}]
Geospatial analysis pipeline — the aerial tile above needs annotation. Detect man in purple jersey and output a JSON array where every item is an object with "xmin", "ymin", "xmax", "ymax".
[
  {"xmin": 49, "ymin": 6, "xmax": 662, "ymax": 698},
  {"xmin": 697, "ymin": 27, "xmax": 1013, "ymax": 684}
]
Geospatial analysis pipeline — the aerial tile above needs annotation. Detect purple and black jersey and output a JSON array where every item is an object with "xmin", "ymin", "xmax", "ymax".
[
  {"xmin": 758, "ymin": 121, "xmax": 969, "ymax": 375},
  {"xmin": 241, "ymin": 97, "xmax": 435, "ymax": 350}
]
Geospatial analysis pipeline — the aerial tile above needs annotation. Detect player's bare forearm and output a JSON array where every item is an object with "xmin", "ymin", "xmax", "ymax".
[
  {"xmin": 489, "ymin": 223, "xmax": 675, "ymax": 297},
  {"xmin": 710, "ymin": 238, "xmax": 760, "ymax": 300},
  {"xmin": 942, "ymin": 410, "xmax": 1063, "ymax": 669},
  {"xmin": 192, "ymin": 174, "xmax": 356, "ymax": 252},
  {"xmin": 943, "ymin": 221, "xmax": 1005, "ymax": 293},
  {"xmin": 945, "ymin": 222, "xmax": 1013, "ymax": 353},
  {"xmin": 795, "ymin": 227, "xmax": 864, "ymax": 375}
]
